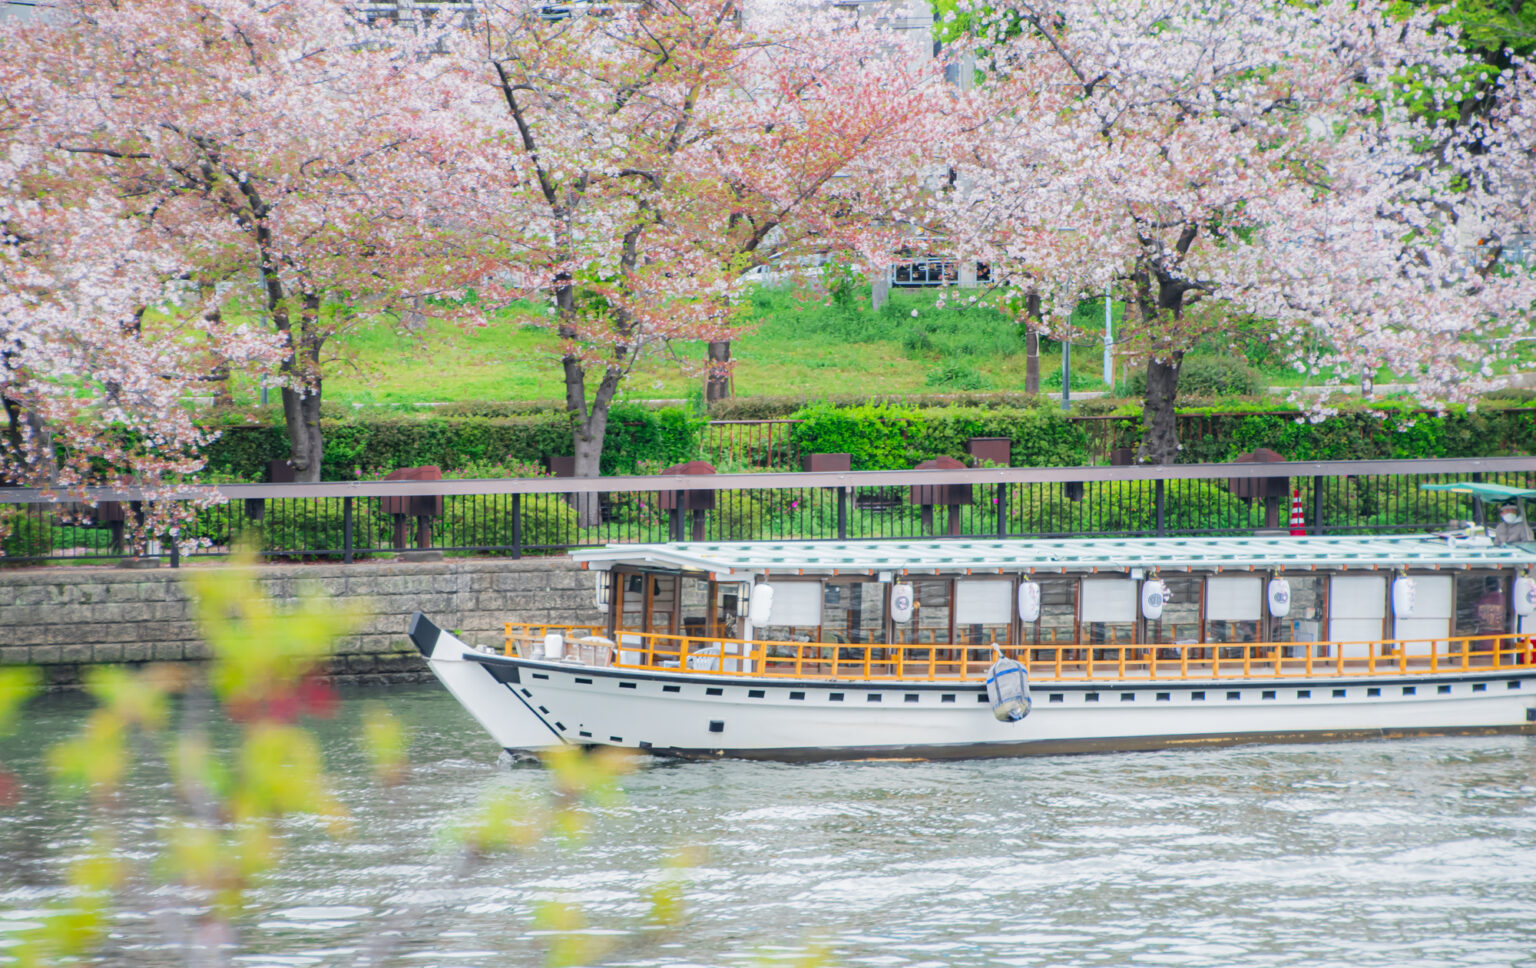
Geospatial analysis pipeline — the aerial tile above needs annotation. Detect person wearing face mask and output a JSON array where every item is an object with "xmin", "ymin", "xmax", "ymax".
[{"xmin": 1492, "ymin": 501, "xmax": 1533, "ymax": 546}]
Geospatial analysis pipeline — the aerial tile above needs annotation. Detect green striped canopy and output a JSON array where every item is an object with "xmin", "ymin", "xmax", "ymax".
[{"xmin": 1419, "ymin": 482, "xmax": 1536, "ymax": 502}]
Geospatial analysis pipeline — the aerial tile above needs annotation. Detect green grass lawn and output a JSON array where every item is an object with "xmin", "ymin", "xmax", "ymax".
[
  {"xmin": 217, "ymin": 284, "xmax": 1480, "ymax": 410},
  {"xmin": 302, "ymin": 287, "xmax": 1115, "ymax": 408}
]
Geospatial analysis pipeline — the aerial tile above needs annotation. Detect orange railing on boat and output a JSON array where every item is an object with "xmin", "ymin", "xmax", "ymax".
[{"xmin": 505, "ymin": 624, "xmax": 1536, "ymax": 683}]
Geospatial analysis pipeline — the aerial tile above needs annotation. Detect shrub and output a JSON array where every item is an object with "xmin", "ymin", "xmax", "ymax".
[
  {"xmin": 789, "ymin": 403, "xmax": 926, "ymax": 470},
  {"xmin": 0, "ymin": 506, "xmax": 54, "ymax": 561},
  {"xmin": 441, "ymin": 493, "xmax": 582, "ymax": 554},
  {"xmin": 201, "ymin": 405, "xmax": 702, "ymax": 481},
  {"xmin": 1123, "ymin": 355, "xmax": 1264, "ymax": 398},
  {"xmin": 924, "ymin": 363, "xmax": 990, "ymax": 390}
]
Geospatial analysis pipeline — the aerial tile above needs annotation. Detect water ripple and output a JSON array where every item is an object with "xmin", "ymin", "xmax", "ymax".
[{"xmin": 3, "ymin": 686, "xmax": 1534, "ymax": 967}]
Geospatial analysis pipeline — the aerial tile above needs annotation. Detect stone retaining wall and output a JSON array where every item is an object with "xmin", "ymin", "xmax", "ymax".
[{"xmin": 0, "ymin": 558, "xmax": 602, "ymax": 689}]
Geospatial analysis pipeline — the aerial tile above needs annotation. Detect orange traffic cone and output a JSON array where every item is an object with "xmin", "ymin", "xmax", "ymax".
[{"xmin": 1289, "ymin": 489, "xmax": 1306, "ymax": 536}]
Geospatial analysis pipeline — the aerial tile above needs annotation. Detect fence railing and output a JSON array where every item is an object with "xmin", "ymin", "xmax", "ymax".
[{"xmin": 1, "ymin": 457, "xmax": 1533, "ymax": 565}]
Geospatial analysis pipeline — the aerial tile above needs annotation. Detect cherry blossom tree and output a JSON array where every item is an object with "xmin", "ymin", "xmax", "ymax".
[
  {"xmin": 2, "ymin": 0, "xmax": 473, "ymax": 483},
  {"xmin": 0, "ymin": 174, "xmax": 284, "ymax": 551},
  {"xmin": 412, "ymin": 0, "xmax": 943, "ymax": 516},
  {"xmin": 938, "ymin": 0, "xmax": 1536, "ymax": 463}
]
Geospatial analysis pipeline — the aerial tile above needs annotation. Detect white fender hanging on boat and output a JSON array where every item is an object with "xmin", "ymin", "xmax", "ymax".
[
  {"xmin": 1267, "ymin": 577, "xmax": 1292, "ymax": 618},
  {"xmin": 1141, "ymin": 579, "xmax": 1168, "ymax": 621},
  {"xmin": 985, "ymin": 656, "xmax": 1031, "ymax": 722},
  {"xmin": 1515, "ymin": 576, "xmax": 1536, "ymax": 616},
  {"xmin": 890, "ymin": 583, "xmax": 915, "ymax": 623},
  {"xmin": 1017, "ymin": 581, "xmax": 1041, "ymax": 623},
  {"xmin": 748, "ymin": 583, "xmax": 775, "ymax": 626},
  {"xmin": 1392, "ymin": 576, "xmax": 1416, "ymax": 617},
  {"xmin": 543, "ymin": 632, "xmax": 564, "ymax": 660}
]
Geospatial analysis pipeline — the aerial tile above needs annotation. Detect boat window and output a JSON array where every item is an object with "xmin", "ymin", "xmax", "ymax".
[
  {"xmin": 1272, "ymin": 575, "xmax": 1323, "ymax": 644},
  {"xmin": 1329, "ymin": 575, "xmax": 1386, "ymax": 658},
  {"xmin": 823, "ymin": 581, "xmax": 886, "ymax": 644},
  {"xmin": 1147, "ymin": 576, "xmax": 1200, "ymax": 645},
  {"xmin": 955, "ymin": 579, "xmax": 1012, "ymax": 647},
  {"xmin": 1205, "ymin": 576, "xmax": 1262, "ymax": 644},
  {"xmin": 755, "ymin": 580, "xmax": 824, "ymax": 644},
  {"xmin": 1080, "ymin": 578, "xmax": 1137, "ymax": 649},
  {"xmin": 679, "ymin": 576, "xmax": 713, "ymax": 641},
  {"xmin": 895, "ymin": 579, "xmax": 952, "ymax": 644},
  {"xmin": 1022, "ymin": 579, "xmax": 1076, "ymax": 647},
  {"xmin": 617, "ymin": 572, "xmax": 644, "ymax": 632},
  {"xmin": 1455, "ymin": 573, "xmax": 1508, "ymax": 651},
  {"xmin": 646, "ymin": 574, "xmax": 679, "ymax": 636}
]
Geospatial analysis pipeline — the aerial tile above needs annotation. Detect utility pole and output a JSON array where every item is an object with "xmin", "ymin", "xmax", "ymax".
[
  {"xmin": 1061, "ymin": 339, "xmax": 1071, "ymax": 411},
  {"xmin": 1103, "ymin": 283, "xmax": 1114, "ymax": 388}
]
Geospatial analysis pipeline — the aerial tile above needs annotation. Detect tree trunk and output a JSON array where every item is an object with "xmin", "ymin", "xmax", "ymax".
[
  {"xmin": 1025, "ymin": 332, "xmax": 1040, "ymax": 395},
  {"xmin": 1137, "ymin": 352, "xmax": 1183, "ymax": 465},
  {"xmin": 1023, "ymin": 292, "xmax": 1042, "ymax": 395},
  {"xmin": 280, "ymin": 296, "xmax": 326, "ymax": 482},
  {"xmin": 281, "ymin": 386, "xmax": 324, "ymax": 482},
  {"xmin": 705, "ymin": 340, "xmax": 731, "ymax": 404}
]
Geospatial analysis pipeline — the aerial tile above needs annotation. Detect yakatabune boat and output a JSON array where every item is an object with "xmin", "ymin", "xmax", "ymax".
[{"xmin": 410, "ymin": 534, "xmax": 1536, "ymax": 761}]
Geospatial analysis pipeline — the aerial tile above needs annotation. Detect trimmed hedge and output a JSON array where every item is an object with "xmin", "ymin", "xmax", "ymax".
[
  {"xmin": 202, "ymin": 403, "xmax": 704, "ymax": 481},
  {"xmin": 201, "ymin": 397, "xmax": 1535, "ymax": 481},
  {"xmin": 788, "ymin": 403, "xmax": 1092, "ymax": 469},
  {"xmin": 1117, "ymin": 406, "xmax": 1536, "ymax": 464}
]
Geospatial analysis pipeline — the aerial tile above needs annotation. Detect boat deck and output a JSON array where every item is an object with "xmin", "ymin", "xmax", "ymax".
[{"xmin": 507, "ymin": 625, "xmax": 1536, "ymax": 683}]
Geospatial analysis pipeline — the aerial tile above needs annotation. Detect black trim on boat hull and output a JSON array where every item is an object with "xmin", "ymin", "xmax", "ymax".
[
  {"xmin": 532, "ymin": 723, "xmax": 1536, "ymax": 763},
  {"xmin": 408, "ymin": 611, "xmax": 441, "ymax": 658}
]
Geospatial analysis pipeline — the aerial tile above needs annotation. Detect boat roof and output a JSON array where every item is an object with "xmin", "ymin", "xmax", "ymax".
[
  {"xmin": 1420, "ymin": 482, "xmax": 1536, "ymax": 502},
  {"xmin": 571, "ymin": 535, "xmax": 1536, "ymax": 579}
]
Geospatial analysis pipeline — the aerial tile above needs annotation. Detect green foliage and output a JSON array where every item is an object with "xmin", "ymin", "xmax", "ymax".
[
  {"xmin": 821, "ymin": 256, "xmax": 867, "ymax": 316},
  {"xmin": 441, "ymin": 493, "xmax": 582, "ymax": 553},
  {"xmin": 252, "ymin": 500, "xmax": 392, "ymax": 559},
  {"xmin": 789, "ymin": 403, "xmax": 927, "ymax": 470},
  {"xmin": 201, "ymin": 405, "xmax": 701, "ymax": 481},
  {"xmin": 0, "ymin": 507, "xmax": 54, "ymax": 560},
  {"xmin": 599, "ymin": 404, "xmax": 704, "ymax": 476},
  {"xmin": 11, "ymin": 547, "xmax": 364, "ymax": 965},
  {"xmin": 789, "ymin": 403, "xmax": 1092, "ymax": 469},
  {"xmin": 1123, "ymin": 355, "xmax": 1264, "ymax": 399},
  {"xmin": 1010, "ymin": 481, "xmax": 1266, "ymax": 534},
  {"xmin": 925, "ymin": 362, "xmax": 991, "ymax": 390}
]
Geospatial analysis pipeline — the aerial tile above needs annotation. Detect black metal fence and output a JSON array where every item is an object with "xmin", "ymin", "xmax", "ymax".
[{"xmin": 1, "ymin": 457, "xmax": 1533, "ymax": 565}]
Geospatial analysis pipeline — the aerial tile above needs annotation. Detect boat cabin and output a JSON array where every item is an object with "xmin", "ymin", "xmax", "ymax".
[{"xmin": 550, "ymin": 536, "xmax": 1536, "ymax": 679}]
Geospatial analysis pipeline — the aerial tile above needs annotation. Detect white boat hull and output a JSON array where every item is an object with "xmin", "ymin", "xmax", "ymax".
[{"xmin": 409, "ymin": 614, "xmax": 1536, "ymax": 760}]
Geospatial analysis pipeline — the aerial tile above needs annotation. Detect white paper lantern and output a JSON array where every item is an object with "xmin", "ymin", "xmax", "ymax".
[
  {"xmin": 1391, "ymin": 576, "xmax": 1416, "ymax": 617},
  {"xmin": 1017, "ymin": 581, "xmax": 1042, "ymax": 623},
  {"xmin": 890, "ymin": 583, "xmax": 915, "ymax": 623},
  {"xmin": 1267, "ymin": 577, "xmax": 1292, "ymax": 618},
  {"xmin": 748, "ymin": 583, "xmax": 775, "ymax": 626},
  {"xmin": 1141, "ymin": 580, "xmax": 1168, "ymax": 621}
]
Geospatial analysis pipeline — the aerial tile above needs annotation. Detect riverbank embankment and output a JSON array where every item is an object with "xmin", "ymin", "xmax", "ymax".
[{"xmin": 0, "ymin": 558, "xmax": 600, "ymax": 689}]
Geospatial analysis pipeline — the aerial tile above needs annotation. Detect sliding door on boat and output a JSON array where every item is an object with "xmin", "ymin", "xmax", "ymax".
[
  {"xmin": 1328, "ymin": 575, "xmax": 1386, "ymax": 658},
  {"xmin": 755, "ymin": 580, "xmax": 825, "ymax": 660},
  {"xmin": 1392, "ymin": 574, "xmax": 1452, "ymax": 654},
  {"xmin": 954, "ymin": 579, "xmax": 1013, "ymax": 660},
  {"xmin": 1079, "ymin": 578, "xmax": 1137, "ymax": 656},
  {"xmin": 1206, "ymin": 576, "xmax": 1262, "ymax": 658}
]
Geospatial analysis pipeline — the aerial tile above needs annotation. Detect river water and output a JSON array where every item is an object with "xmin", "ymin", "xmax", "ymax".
[{"xmin": 2, "ymin": 685, "xmax": 1534, "ymax": 968}]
